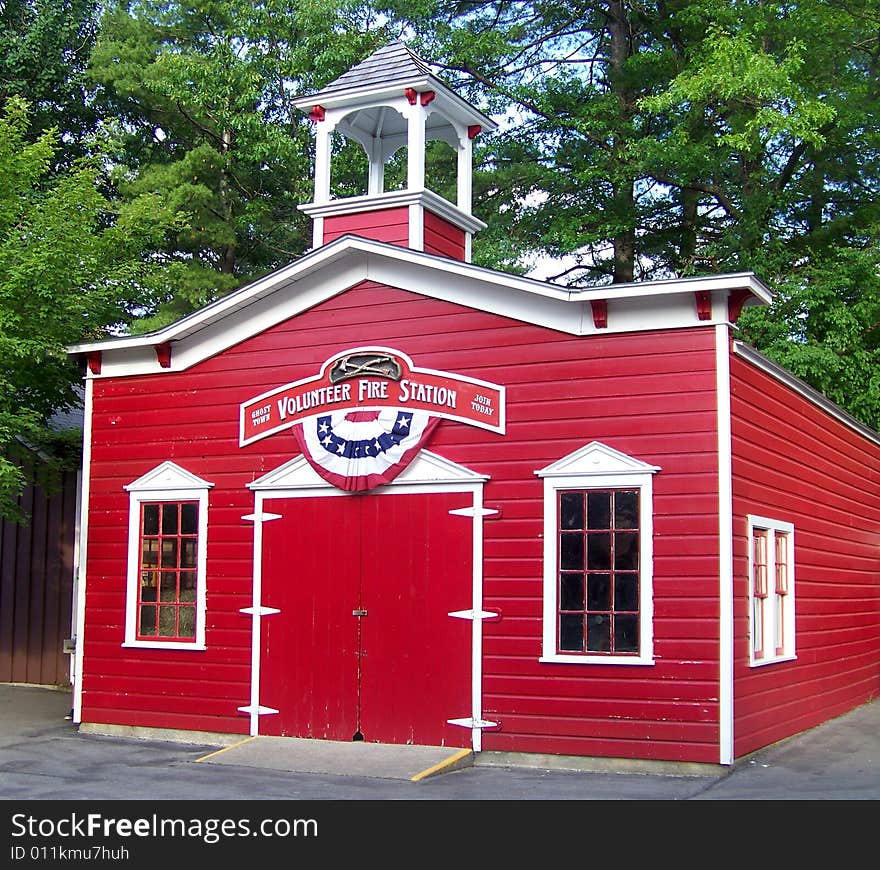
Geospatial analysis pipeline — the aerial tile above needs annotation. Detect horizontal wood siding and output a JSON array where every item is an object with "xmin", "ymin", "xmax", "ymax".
[
  {"xmin": 730, "ymin": 352, "xmax": 880, "ymax": 758},
  {"xmin": 322, "ymin": 208, "xmax": 409, "ymax": 247},
  {"xmin": 423, "ymin": 211, "xmax": 465, "ymax": 260},
  {"xmin": 0, "ymin": 454, "xmax": 77, "ymax": 687},
  {"xmin": 83, "ymin": 283, "xmax": 722, "ymax": 760}
]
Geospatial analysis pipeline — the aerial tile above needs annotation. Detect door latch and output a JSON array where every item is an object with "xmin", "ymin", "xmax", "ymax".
[{"xmin": 352, "ymin": 609, "xmax": 368, "ymax": 617}]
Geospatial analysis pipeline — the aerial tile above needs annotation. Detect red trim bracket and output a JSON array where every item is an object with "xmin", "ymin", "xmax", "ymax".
[
  {"xmin": 695, "ymin": 290, "xmax": 712, "ymax": 321},
  {"xmin": 308, "ymin": 105, "xmax": 325, "ymax": 122},
  {"xmin": 405, "ymin": 89, "xmax": 436, "ymax": 107},
  {"xmin": 590, "ymin": 299, "xmax": 608, "ymax": 329},
  {"xmin": 727, "ymin": 288, "xmax": 752, "ymax": 323},
  {"xmin": 468, "ymin": 125, "xmax": 482, "ymax": 139},
  {"xmin": 86, "ymin": 351, "xmax": 102, "ymax": 375},
  {"xmin": 155, "ymin": 343, "xmax": 172, "ymax": 368}
]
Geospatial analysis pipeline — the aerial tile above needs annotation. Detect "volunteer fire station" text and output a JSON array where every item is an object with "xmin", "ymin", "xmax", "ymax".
[{"xmin": 269, "ymin": 377, "xmax": 458, "ymax": 423}]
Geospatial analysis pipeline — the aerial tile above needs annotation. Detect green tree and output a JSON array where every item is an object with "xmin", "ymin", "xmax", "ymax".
[
  {"xmin": 0, "ymin": 0, "xmax": 102, "ymax": 161},
  {"xmin": 0, "ymin": 98, "xmax": 176, "ymax": 520},
  {"xmin": 637, "ymin": 1, "xmax": 880, "ymax": 426},
  {"xmin": 88, "ymin": 0, "xmax": 398, "ymax": 330},
  {"xmin": 388, "ymin": 1, "xmax": 880, "ymax": 426}
]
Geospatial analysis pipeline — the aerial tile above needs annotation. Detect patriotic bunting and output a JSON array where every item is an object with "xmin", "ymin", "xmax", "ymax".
[{"xmin": 294, "ymin": 408, "xmax": 439, "ymax": 492}]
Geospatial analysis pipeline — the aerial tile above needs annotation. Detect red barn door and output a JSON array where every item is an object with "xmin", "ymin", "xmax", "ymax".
[
  {"xmin": 259, "ymin": 496, "xmax": 361, "ymax": 740},
  {"xmin": 259, "ymin": 491, "xmax": 473, "ymax": 747}
]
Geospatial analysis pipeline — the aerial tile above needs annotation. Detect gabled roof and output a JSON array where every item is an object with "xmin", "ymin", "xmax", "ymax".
[
  {"xmin": 66, "ymin": 234, "xmax": 772, "ymax": 379},
  {"xmin": 310, "ymin": 41, "xmax": 439, "ymax": 101},
  {"xmin": 291, "ymin": 40, "xmax": 497, "ymax": 132}
]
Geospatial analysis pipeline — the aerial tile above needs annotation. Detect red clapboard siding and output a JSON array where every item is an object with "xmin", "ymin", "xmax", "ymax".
[
  {"xmin": 730, "ymin": 351, "xmax": 880, "ymax": 758},
  {"xmin": 82, "ymin": 280, "xmax": 723, "ymax": 761},
  {"xmin": 322, "ymin": 208, "xmax": 409, "ymax": 247},
  {"xmin": 424, "ymin": 211, "xmax": 466, "ymax": 260},
  {"xmin": 81, "ymin": 705, "xmax": 250, "ymax": 735},
  {"xmin": 483, "ymin": 720, "xmax": 720, "ymax": 764}
]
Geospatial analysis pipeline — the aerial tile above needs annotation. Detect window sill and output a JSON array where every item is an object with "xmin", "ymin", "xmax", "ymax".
[
  {"xmin": 749, "ymin": 653, "xmax": 796, "ymax": 668},
  {"xmin": 540, "ymin": 653, "xmax": 654, "ymax": 666},
  {"xmin": 122, "ymin": 641, "xmax": 206, "ymax": 651}
]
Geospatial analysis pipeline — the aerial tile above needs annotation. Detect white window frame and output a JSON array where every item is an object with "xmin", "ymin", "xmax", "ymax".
[
  {"xmin": 536, "ymin": 442, "xmax": 659, "ymax": 666},
  {"xmin": 123, "ymin": 462, "xmax": 212, "ymax": 650},
  {"xmin": 747, "ymin": 515, "xmax": 795, "ymax": 666}
]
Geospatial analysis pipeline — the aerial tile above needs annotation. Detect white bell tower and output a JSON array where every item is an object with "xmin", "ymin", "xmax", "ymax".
[{"xmin": 293, "ymin": 41, "xmax": 497, "ymax": 262}]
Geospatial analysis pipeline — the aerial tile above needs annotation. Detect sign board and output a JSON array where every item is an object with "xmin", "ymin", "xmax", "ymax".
[{"xmin": 240, "ymin": 347, "xmax": 505, "ymax": 447}]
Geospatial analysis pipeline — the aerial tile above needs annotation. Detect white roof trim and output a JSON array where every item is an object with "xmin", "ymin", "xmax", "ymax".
[
  {"xmin": 68, "ymin": 240, "xmax": 369, "ymax": 354},
  {"xmin": 733, "ymin": 341, "xmax": 880, "ymax": 447},
  {"xmin": 299, "ymin": 189, "xmax": 487, "ymax": 233},
  {"xmin": 68, "ymin": 235, "xmax": 773, "ymax": 361},
  {"xmin": 292, "ymin": 80, "xmax": 498, "ymax": 133}
]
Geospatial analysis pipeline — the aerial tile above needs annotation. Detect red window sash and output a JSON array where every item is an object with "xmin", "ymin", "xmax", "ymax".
[
  {"xmin": 751, "ymin": 529, "xmax": 769, "ymax": 658},
  {"xmin": 137, "ymin": 501, "xmax": 198, "ymax": 642},
  {"xmin": 774, "ymin": 595, "xmax": 786, "ymax": 657},
  {"xmin": 775, "ymin": 533, "xmax": 789, "ymax": 595},
  {"xmin": 753, "ymin": 531, "xmax": 768, "ymax": 599}
]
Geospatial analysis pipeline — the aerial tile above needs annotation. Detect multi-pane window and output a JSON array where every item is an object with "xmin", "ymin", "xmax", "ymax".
[
  {"xmin": 537, "ymin": 441, "xmax": 658, "ymax": 666},
  {"xmin": 124, "ymin": 462, "xmax": 212, "ymax": 650},
  {"xmin": 557, "ymin": 489, "xmax": 640, "ymax": 655},
  {"xmin": 774, "ymin": 533, "xmax": 789, "ymax": 656},
  {"xmin": 751, "ymin": 529, "xmax": 768, "ymax": 659},
  {"xmin": 137, "ymin": 501, "xmax": 199, "ymax": 641},
  {"xmin": 748, "ymin": 516, "xmax": 795, "ymax": 665}
]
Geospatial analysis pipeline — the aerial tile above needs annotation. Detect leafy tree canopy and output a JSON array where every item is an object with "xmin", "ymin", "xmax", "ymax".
[
  {"xmin": 387, "ymin": 0, "xmax": 880, "ymax": 427},
  {"xmin": 4, "ymin": 0, "xmax": 880, "ymax": 529},
  {"xmin": 88, "ymin": 0, "xmax": 401, "ymax": 330},
  {"xmin": 0, "ymin": 0, "xmax": 102, "ymax": 161},
  {"xmin": 0, "ymin": 98, "xmax": 177, "ymax": 519}
]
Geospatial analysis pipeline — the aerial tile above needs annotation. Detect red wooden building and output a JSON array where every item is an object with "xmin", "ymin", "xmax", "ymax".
[{"xmin": 67, "ymin": 43, "xmax": 880, "ymax": 768}]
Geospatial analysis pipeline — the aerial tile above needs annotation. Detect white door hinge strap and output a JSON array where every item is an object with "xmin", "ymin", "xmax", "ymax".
[
  {"xmin": 448, "ymin": 609, "xmax": 499, "ymax": 621},
  {"xmin": 448, "ymin": 506, "xmax": 499, "ymax": 518},
  {"xmin": 241, "ymin": 512, "xmax": 282, "ymax": 523},
  {"xmin": 237, "ymin": 704, "xmax": 278, "ymax": 716},
  {"xmin": 447, "ymin": 717, "xmax": 499, "ymax": 730},
  {"xmin": 239, "ymin": 606, "xmax": 281, "ymax": 616}
]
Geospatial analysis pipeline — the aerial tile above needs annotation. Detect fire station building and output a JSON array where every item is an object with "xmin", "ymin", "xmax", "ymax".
[{"xmin": 67, "ymin": 42, "xmax": 880, "ymax": 768}]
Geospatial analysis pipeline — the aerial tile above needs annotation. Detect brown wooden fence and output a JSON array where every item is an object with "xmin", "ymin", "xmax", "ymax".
[{"xmin": 0, "ymin": 453, "xmax": 78, "ymax": 687}]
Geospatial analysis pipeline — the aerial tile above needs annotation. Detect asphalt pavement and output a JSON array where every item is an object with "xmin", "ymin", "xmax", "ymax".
[{"xmin": 1, "ymin": 683, "xmax": 879, "ymax": 801}]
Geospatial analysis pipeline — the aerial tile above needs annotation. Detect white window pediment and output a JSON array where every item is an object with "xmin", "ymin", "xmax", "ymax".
[
  {"xmin": 248, "ymin": 449, "xmax": 487, "ymax": 492},
  {"xmin": 536, "ymin": 441, "xmax": 661, "ymax": 479},
  {"xmin": 125, "ymin": 461, "xmax": 214, "ymax": 492}
]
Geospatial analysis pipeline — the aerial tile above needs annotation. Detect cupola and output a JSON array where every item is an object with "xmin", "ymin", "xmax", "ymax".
[{"xmin": 292, "ymin": 41, "xmax": 497, "ymax": 262}]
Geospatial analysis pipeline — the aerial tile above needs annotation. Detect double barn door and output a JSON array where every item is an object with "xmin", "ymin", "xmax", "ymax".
[{"xmin": 259, "ymin": 491, "xmax": 473, "ymax": 747}]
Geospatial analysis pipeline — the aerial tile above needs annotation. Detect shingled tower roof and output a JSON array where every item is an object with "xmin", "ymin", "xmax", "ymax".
[
  {"xmin": 291, "ymin": 39, "xmax": 498, "ymax": 262},
  {"xmin": 308, "ymin": 40, "xmax": 444, "ymax": 101}
]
